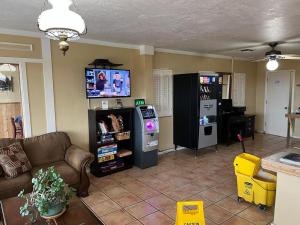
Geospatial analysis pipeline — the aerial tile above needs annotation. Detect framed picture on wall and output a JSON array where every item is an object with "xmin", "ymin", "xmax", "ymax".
[{"xmin": 0, "ymin": 74, "xmax": 13, "ymax": 92}]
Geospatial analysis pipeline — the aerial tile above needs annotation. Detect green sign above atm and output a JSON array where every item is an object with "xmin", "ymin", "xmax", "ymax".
[{"xmin": 135, "ymin": 99, "xmax": 145, "ymax": 106}]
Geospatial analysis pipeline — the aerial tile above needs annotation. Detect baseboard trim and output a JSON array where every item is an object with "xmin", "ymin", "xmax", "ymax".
[
  {"xmin": 158, "ymin": 146, "xmax": 185, "ymax": 155},
  {"xmin": 255, "ymin": 130, "xmax": 265, "ymax": 134},
  {"xmin": 291, "ymin": 135, "xmax": 300, "ymax": 139}
]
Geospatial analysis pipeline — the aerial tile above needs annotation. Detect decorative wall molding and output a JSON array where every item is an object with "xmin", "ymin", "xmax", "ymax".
[
  {"xmin": 0, "ymin": 57, "xmax": 43, "ymax": 63},
  {"xmin": 0, "ymin": 42, "xmax": 32, "ymax": 51}
]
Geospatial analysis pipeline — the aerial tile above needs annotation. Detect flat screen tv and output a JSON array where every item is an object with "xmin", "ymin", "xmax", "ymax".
[{"xmin": 85, "ymin": 68, "xmax": 131, "ymax": 98}]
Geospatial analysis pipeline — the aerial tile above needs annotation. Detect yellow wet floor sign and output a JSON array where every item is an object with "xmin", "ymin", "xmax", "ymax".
[{"xmin": 175, "ymin": 201, "xmax": 205, "ymax": 225}]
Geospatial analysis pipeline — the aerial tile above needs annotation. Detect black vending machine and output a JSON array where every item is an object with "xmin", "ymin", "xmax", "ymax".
[{"xmin": 173, "ymin": 72, "xmax": 222, "ymax": 155}]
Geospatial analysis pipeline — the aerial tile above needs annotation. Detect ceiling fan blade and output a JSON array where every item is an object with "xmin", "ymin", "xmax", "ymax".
[
  {"xmin": 217, "ymin": 43, "xmax": 267, "ymax": 53},
  {"xmin": 281, "ymin": 54, "xmax": 300, "ymax": 60},
  {"xmin": 251, "ymin": 57, "xmax": 267, "ymax": 62}
]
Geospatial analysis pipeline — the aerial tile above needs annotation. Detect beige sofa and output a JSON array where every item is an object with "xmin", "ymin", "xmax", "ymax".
[{"xmin": 0, "ymin": 132, "xmax": 94, "ymax": 200}]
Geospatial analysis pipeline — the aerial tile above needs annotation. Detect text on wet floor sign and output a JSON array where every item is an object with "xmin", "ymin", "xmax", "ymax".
[{"xmin": 175, "ymin": 201, "xmax": 205, "ymax": 225}]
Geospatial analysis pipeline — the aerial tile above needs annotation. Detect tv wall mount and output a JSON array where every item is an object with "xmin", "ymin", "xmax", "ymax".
[{"xmin": 88, "ymin": 59, "xmax": 123, "ymax": 69}]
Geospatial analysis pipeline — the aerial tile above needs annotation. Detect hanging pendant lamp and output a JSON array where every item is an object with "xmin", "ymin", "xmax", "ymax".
[{"xmin": 38, "ymin": 0, "xmax": 87, "ymax": 55}]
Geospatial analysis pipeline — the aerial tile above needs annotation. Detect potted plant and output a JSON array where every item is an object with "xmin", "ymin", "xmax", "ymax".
[{"xmin": 18, "ymin": 166, "xmax": 75, "ymax": 222}]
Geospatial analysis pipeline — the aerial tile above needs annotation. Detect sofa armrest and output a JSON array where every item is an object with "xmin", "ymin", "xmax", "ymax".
[{"xmin": 65, "ymin": 145, "xmax": 94, "ymax": 172}]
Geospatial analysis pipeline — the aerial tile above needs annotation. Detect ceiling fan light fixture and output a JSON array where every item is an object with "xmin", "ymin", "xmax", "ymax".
[
  {"xmin": 37, "ymin": 0, "xmax": 86, "ymax": 55},
  {"xmin": 266, "ymin": 58, "xmax": 279, "ymax": 71}
]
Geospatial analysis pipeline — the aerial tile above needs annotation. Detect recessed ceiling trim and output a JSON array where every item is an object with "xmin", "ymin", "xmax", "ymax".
[
  {"xmin": 73, "ymin": 37, "xmax": 140, "ymax": 50},
  {"xmin": 0, "ymin": 27, "xmax": 42, "ymax": 38},
  {"xmin": 155, "ymin": 48, "xmax": 251, "ymax": 61},
  {"xmin": 0, "ymin": 41, "xmax": 33, "ymax": 51},
  {"xmin": 0, "ymin": 27, "xmax": 251, "ymax": 61}
]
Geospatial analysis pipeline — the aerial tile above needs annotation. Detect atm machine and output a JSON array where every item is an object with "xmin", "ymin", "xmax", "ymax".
[{"xmin": 134, "ymin": 105, "xmax": 159, "ymax": 168}]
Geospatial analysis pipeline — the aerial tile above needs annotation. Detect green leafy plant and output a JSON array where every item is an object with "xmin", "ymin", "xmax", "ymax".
[{"xmin": 18, "ymin": 166, "xmax": 75, "ymax": 217}]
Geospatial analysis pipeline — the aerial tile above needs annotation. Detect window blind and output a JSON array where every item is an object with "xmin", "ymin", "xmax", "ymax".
[
  {"xmin": 153, "ymin": 69, "xmax": 173, "ymax": 117},
  {"xmin": 233, "ymin": 73, "xmax": 246, "ymax": 106}
]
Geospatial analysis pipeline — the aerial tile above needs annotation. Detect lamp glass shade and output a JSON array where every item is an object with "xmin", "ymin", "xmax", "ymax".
[
  {"xmin": 0, "ymin": 64, "xmax": 17, "ymax": 72},
  {"xmin": 266, "ymin": 59, "xmax": 279, "ymax": 71},
  {"xmin": 38, "ymin": 0, "xmax": 86, "ymax": 40}
]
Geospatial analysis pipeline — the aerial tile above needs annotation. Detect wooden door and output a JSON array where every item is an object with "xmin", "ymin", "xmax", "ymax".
[{"xmin": 0, "ymin": 103, "xmax": 21, "ymax": 138}]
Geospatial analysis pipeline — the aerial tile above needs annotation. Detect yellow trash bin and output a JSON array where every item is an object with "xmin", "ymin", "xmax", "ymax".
[{"xmin": 234, "ymin": 153, "xmax": 276, "ymax": 209}]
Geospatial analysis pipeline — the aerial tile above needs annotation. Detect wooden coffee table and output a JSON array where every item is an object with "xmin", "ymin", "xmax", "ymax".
[{"xmin": 0, "ymin": 196, "xmax": 104, "ymax": 225}]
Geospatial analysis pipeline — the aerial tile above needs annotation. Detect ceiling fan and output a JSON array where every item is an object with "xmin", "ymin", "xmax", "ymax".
[
  {"xmin": 256, "ymin": 42, "xmax": 300, "ymax": 60},
  {"xmin": 253, "ymin": 42, "xmax": 300, "ymax": 71}
]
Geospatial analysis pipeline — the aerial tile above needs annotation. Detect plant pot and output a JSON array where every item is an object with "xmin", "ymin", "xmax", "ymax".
[{"xmin": 42, "ymin": 202, "xmax": 65, "ymax": 217}]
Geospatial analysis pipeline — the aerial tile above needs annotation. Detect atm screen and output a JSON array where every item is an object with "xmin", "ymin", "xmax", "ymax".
[{"xmin": 140, "ymin": 107, "xmax": 156, "ymax": 119}]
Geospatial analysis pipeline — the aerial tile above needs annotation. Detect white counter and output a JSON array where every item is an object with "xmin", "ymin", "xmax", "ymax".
[{"xmin": 262, "ymin": 150, "xmax": 300, "ymax": 225}]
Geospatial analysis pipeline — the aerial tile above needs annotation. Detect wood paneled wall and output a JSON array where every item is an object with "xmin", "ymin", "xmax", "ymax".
[{"xmin": 0, "ymin": 103, "xmax": 21, "ymax": 138}]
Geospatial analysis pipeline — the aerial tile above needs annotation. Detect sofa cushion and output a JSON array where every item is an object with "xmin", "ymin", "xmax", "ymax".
[
  {"xmin": 23, "ymin": 132, "xmax": 71, "ymax": 167},
  {"xmin": 0, "ymin": 139, "xmax": 25, "ymax": 177},
  {"xmin": 0, "ymin": 142, "xmax": 32, "ymax": 178},
  {"xmin": 31, "ymin": 161, "xmax": 80, "ymax": 187},
  {"xmin": 0, "ymin": 172, "xmax": 32, "ymax": 200}
]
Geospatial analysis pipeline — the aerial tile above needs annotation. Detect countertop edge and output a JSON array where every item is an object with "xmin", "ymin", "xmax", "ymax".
[{"xmin": 262, "ymin": 151, "xmax": 300, "ymax": 177}]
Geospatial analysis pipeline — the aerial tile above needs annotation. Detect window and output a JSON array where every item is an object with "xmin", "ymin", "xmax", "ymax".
[
  {"xmin": 153, "ymin": 69, "xmax": 173, "ymax": 117},
  {"xmin": 232, "ymin": 73, "xmax": 246, "ymax": 106}
]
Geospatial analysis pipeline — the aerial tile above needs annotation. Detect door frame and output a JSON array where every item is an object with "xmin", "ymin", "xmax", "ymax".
[
  {"xmin": 264, "ymin": 70, "xmax": 295, "ymax": 135},
  {"xmin": 0, "ymin": 60, "xmax": 33, "ymax": 137}
]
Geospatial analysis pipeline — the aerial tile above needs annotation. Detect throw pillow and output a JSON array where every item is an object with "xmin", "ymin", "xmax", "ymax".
[{"xmin": 0, "ymin": 142, "xmax": 32, "ymax": 178}]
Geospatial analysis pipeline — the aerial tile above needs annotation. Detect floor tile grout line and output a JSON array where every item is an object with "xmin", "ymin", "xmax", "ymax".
[
  {"xmin": 88, "ymin": 133, "xmax": 278, "ymax": 225},
  {"xmin": 217, "ymin": 202, "xmax": 273, "ymax": 225},
  {"xmin": 123, "ymin": 201, "xmax": 159, "ymax": 220}
]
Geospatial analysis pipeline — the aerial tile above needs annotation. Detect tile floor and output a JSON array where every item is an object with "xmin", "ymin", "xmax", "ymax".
[{"xmin": 82, "ymin": 133, "xmax": 289, "ymax": 225}]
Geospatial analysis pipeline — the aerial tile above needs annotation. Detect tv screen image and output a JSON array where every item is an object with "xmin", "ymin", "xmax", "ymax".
[{"xmin": 85, "ymin": 68, "xmax": 131, "ymax": 98}]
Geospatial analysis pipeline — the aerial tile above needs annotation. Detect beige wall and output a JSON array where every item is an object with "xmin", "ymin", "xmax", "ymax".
[
  {"xmin": 154, "ymin": 52, "xmax": 232, "ymax": 73},
  {"xmin": 0, "ymin": 32, "xmax": 260, "ymax": 152},
  {"xmin": 256, "ymin": 60, "xmax": 300, "ymax": 136},
  {"xmin": 51, "ymin": 41, "xmax": 145, "ymax": 150},
  {"xmin": 52, "ymin": 47, "xmax": 255, "ymax": 151},
  {"xmin": 140, "ymin": 55, "xmax": 154, "ymax": 103},
  {"xmin": 26, "ymin": 63, "xmax": 47, "ymax": 136},
  {"xmin": 154, "ymin": 52, "xmax": 257, "ymax": 150}
]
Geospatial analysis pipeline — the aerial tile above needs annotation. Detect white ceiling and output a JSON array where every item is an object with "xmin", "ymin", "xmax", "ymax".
[{"xmin": 1, "ymin": 0, "xmax": 300, "ymax": 59}]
